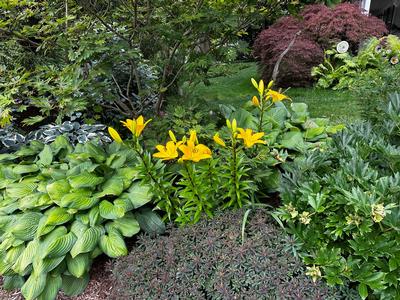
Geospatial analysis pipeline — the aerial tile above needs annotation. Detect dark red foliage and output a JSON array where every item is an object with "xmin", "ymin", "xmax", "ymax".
[{"xmin": 253, "ymin": 3, "xmax": 388, "ymax": 87}]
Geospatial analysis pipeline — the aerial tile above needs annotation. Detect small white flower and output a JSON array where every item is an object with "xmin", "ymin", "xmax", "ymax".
[{"xmin": 336, "ymin": 41, "xmax": 349, "ymax": 54}]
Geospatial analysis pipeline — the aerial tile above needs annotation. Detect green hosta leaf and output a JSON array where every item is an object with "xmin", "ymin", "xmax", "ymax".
[
  {"xmin": 85, "ymin": 142, "xmax": 106, "ymax": 163},
  {"xmin": 88, "ymin": 206, "xmax": 102, "ymax": 227},
  {"xmin": 98, "ymin": 177, "xmax": 124, "ymax": 197},
  {"xmin": 66, "ymin": 253, "xmax": 91, "ymax": 278},
  {"xmin": 12, "ymin": 239, "xmax": 39, "ymax": 274},
  {"xmin": 70, "ymin": 220, "xmax": 89, "ymax": 236},
  {"xmin": 99, "ymin": 229, "xmax": 127, "ymax": 258},
  {"xmin": 44, "ymin": 232, "xmax": 77, "ymax": 258},
  {"xmin": 60, "ymin": 189, "xmax": 98, "ymax": 210},
  {"xmin": 109, "ymin": 213, "xmax": 140, "ymax": 237},
  {"xmin": 21, "ymin": 272, "xmax": 47, "ymax": 300},
  {"xmin": 114, "ymin": 197, "xmax": 134, "ymax": 212},
  {"xmin": 0, "ymin": 153, "xmax": 18, "ymax": 162},
  {"xmin": 2, "ymin": 275, "xmax": 25, "ymax": 290},
  {"xmin": 12, "ymin": 164, "xmax": 40, "ymax": 175},
  {"xmin": 18, "ymin": 193, "xmax": 43, "ymax": 210},
  {"xmin": 36, "ymin": 216, "xmax": 56, "ymax": 238},
  {"xmin": 304, "ymin": 127, "xmax": 325, "ymax": 140},
  {"xmin": 33, "ymin": 256, "xmax": 65, "ymax": 274},
  {"xmin": 99, "ymin": 200, "xmax": 125, "ymax": 220},
  {"xmin": 46, "ymin": 179, "xmax": 71, "ymax": 201},
  {"xmin": 280, "ymin": 131, "xmax": 306, "ymax": 152},
  {"xmin": 116, "ymin": 167, "xmax": 139, "ymax": 188},
  {"xmin": 127, "ymin": 183, "xmax": 153, "ymax": 209},
  {"xmin": 68, "ymin": 171, "xmax": 104, "ymax": 189},
  {"xmin": 45, "ymin": 207, "xmax": 73, "ymax": 226},
  {"xmin": 0, "ymin": 245, "xmax": 25, "ymax": 275},
  {"xmin": 358, "ymin": 283, "xmax": 368, "ymax": 300},
  {"xmin": 37, "ymin": 144, "xmax": 53, "ymax": 166},
  {"xmin": 37, "ymin": 273, "xmax": 62, "ymax": 300},
  {"xmin": 70, "ymin": 226, "xmax": 102, "ymax": 258},
  {"xmin": 7, "ymin": 182, "xmax": 38, "ymax": 199},
  {"xmin": 11, "ymin": 212, "xmax": 42, "ymax": 241},
  {"xmin": 61, "ymin": 273, "xmax": 89, "ymax": 297}
]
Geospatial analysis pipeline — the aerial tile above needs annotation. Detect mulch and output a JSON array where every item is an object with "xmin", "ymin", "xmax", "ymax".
[{"xmin": 0, "ymin": 255, "xmax": 114, "ymax": 300}]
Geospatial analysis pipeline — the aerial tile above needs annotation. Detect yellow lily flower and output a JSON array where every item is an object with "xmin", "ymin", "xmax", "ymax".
[
  {"xmin": 252, "ymin": 96, "xmax": 260, "ymax": 107},
  {"xmin": 178, "ymin": 143, "xmax": 212, "ymax": 162},
  {"xmin": 213, "ymin": 133, "xmax": 226, "ymax": 147},
  {"xmin": 121, "ymin": 115, "xmax": 152, "ymax": 137},
  {"xmin": 153, "ymin": 141, "xmax": 180, "ymax": 161},
  {"xmin": 108, "ymin": 127, "xmax": 123, "ymax": 143},
  {"xmin": 266, "ymin": 90, "xmax": 290, "ymax": 103},
  {"xmin": 237, "ymin": 128, "xmax": 267, "ymax": 148}
]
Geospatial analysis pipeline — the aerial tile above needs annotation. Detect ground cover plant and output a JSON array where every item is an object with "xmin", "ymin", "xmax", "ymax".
[
  {"xmin": 0, "ymin": 136, "xmax": 164, "ymax": 300},
  {"xmin": 276, "ymin": 94, "xmax": 400, "ymax": 299},
  {"xmin": 253, "ymin": 3, "xmax": 387, "ymax": 87},
  {"xmin": 111, "ymin": 209, "xmax": 358, "ymax": 299}
]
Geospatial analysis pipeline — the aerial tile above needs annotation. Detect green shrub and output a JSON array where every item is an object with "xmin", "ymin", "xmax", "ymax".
[
  {"xmin": 276, "ymin": 94, "xmax": 400, "ymax": 299},
  {"xmin": 0, "ymin": 136, "xmax": 164, "ymax": 300},
  {"xmin": 111, "ymin": 209, "xmax": 356, "ymax": 299}
]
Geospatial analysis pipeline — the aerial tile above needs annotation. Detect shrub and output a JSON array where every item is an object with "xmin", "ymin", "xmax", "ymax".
[
  {"xmin": 276, "ymin": 94, "xmax": 400, "ymax": 299},
  {"xmin": 253, "ymin": 3, "xmax": 387, "ymax": 87},
  {"xmin": 0, "ymin": 136, "xmax": 164, "ymax": 300},
  {"xmin": 111, "ymin": 209, "xmax": 356, "ymax": 299}
]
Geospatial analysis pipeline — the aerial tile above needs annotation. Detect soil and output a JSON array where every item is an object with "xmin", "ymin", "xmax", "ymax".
[{"xmin": 0, "ymin": 255, "xmax": 114, "ymax": 300}]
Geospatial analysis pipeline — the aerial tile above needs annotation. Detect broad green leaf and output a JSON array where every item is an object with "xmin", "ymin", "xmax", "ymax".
[
  {"xmin": 7, "ymin": 182, "xmax": 38, "ymax": 199},
  {"xmin": 33, "ymin": 256, "xmax": 65, "ymax": 274},
  {"xmin": 11, "ymin": 212, "xmax": 42, "ymax": 241},
  {"xmin": 12, "ymin": 164, "xmax": 40, "ymax": 175},
  {"xmin": 88, "ymin": 206, "xmax": 102, "ymax": 227},
  {"xmin": 70, "ymin": 226, "xmax": 102, "ymax": 258},
  {"xmin": 12, "ymin": 239, "xmax": 39, "ymax": 274},
  {"xmin": 66, "ymin": 253, "xmax": 90, "ymax": 278},
  {"xmin": 99, "ymin": 200, "xmax": 125, "ymax": 220},
  {"xmin": 127, "ymin": 183, "xmax": 153, "ymax": 208},
  {"xmin": 135, "ymin": 208, "xmax": 165, "ymax": 235},
  {"xmin": 37, "ymin": 144, "xmax": 53, "ymax": 166},
  {"xmin": 2, "ymin": 275, "xmax": 25, "ymax": 290},
  {"xmin": 44, "ymin": 232, "xmax": 77, "ymax": 258},
  {"xmin": 21, "ymin": 272, "xmax": 47, "ymax": 300},
  {"xmin": 109, "ymin": 213, "xmax": 140, "ymax": 237},
  {"xmin": 358, "ymin": 283, "xmax": 368, "ymax": 300},
  {"xmin": 60, "ymin": 189, "xmax": 98, "ymax": 210},
  {"xmin": 99, "ymin": 229, "xmax": 127, "ymax": 258},
  {"xmin": 68, "ymin": 171, "xmax": 104, "ymax": 189},
  {"xmin": 0, "ymin": 245, "xmax": 25, "ymax": 275},
  {"xmin": 116, "ymin": 167, "xmax": 139, "ymax": 188},
  {"xmin": 36, "ymin": 216, "xmax": 56, "ymax": 238},
  {"xmin": 98, "ymin": 177, "xmax": 124, "ymax": 197},
  {"xmin": 280, "ymin": 131, "xmax": 305, "ymax": 152},
  {"xmin": 46, "ymin": 179, "xmax": 71, "ymax": 201},
  {"xmin": 37, "ymin": 273, "xmax": 62, "ymax": 300},
  {"xmin": 70, "ymin": 220, "xmax": 89, "ymax": 236},
  {"xmin": 85, "ymin": 142, "xmax": 106, "ymax": 163},
  {"xmin": 45, "ymin": 207, "xmax": 73, "ymax": 226},
  {"xmin": 304, "ymin": 127, "xmax": 325, "ymax": 140},
  {"xmin": 61, "ymin": 273, "xmax": 89, "ymax": 297}
]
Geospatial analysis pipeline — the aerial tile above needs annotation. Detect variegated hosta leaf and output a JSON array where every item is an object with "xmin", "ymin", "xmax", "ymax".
[
  {"xmin": 11, "ymin": 212, "xmax": 42, "ymax": 241},
  {"xmin": 114, "ymin": 196, "xmax": 134, "ymax": 212},
  {"xmin": 36, "ymin": 216, "xmax": 56, "ymax": 238},
  {"xmin": 21, "ymin": 272, "xmax": 47, "ymax": 300},
  {"xmin": 44, "ymin": 207, "xmax": 73, "ymax": 226},
  {"xmin": 46, "ymin": 179, "xmax": 71, "ymax": 201},
  {"xmin": 70, "ymin": 226, "xmax": 102, "ymax": 258},
  {"xmin": 12, "ymin": 164, "xmax": 39, "ymax": 175},
  {"xmin": 0, "ymin": 236, "xmax": 15, "ymax": 253},
  {"xmin": 68, "ymin": 171, "xmax": 104, "ymax": 189},
  {"xmin": 36, "ymin": 273, "xmax": 62, "ymax": 300},
  {"xmin": 0, "ymin": 244, "xmax": 25, "ymax": 275},
  {"xmin": 12, "ymin": 239, "xmax": 39, "ymax": 275},
  {"xmin": 61, "ymin": 273, "xmax": 90, "ymax": 297},
  {"xmin": 43, "ymin": 232, "xmax": 77, "ymax": 258},
  {"xmin": 66, "ymin": 253, "xmax": 91, "ymax": 278},
  {"xmin": 115, "ymin": 167, "xmax": 139, "ymax": 188},
  {"xmin": 37, "ymin": 144, "xmax": 53, "ymax": 166},
  {"xmin": 127, "ymin": 183, "xmax": 153, "ymax": 209},
  {"xmin": 108, "ymin": 213, "xmax": 140, "ymax": 237},
  {"xmin": 33, "ymin": 256, "xmax": 65, "ymax": 274},
  {"xmin": 7, "ymin": 182, "xmax": 38, "ymax": 199},
  {"xmin": 98, "ymin": 177, "xmax": 124, "ymax": 197},
  {"xmin": 99, "ymin": 200, "xmax": 125, "ymax": 220},
  {"xmin": 2, "ymin": 274, "xmax": 25, "ymax": 290},
  {"xmin": 70, "ymin": 220, "xmax": 89, "ymax": 236},
  {"xmin": 88, "ymin": 206, "xmax": 102, "ymax": 227},
  {"xmin": 99, "ymin": 229, "xmax": 128, "ymax": 258},
  {"xmin": 59, "ymin": 189, "xmax": 98, "ymax": 210}
]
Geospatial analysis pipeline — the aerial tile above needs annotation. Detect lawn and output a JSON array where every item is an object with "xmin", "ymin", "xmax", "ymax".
[{"xmin": 187, "ymin": 62, "xmax": 362, "ymax": 122}]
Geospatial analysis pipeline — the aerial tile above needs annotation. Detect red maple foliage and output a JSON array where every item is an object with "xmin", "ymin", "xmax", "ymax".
[{"xmin": 253, "ymin": 3, "xmax": 388, "ymax": 87}]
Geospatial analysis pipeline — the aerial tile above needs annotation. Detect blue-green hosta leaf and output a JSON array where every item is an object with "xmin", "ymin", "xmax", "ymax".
[
  {"xmin": 135, "ymin": 208, "xmax": 166, "ymax": 235},
  {"xmin": 59, "ymin": 189, "xmax": 98, "ymax": 210},
  {"xmin": 2, "ymin": 274, "xmax": 25, "ymax": 290},
  {"xmin": 46, "ymin": 179, "xmax": 71, "ymax": 201},
  {"xmin": 43, "ymin": 232, "xmax": 77, "ymax": 258},
  {"xmin": 99, "ymin": 229, "xmax": 127, "ymax": 258},
  {"xmin": 44, "ymin": 207, "xmax": 73, "ymax": 226},
  {"xmin": 61, "ymin": 273, "xmax": 90, "ymax": 297},
  {"xmin": 99, "ymin": 200, "xmax": 125, "ymax": 220},
  {"xmin": 12, "ymin": 164, "xmax": 40, "ymax": 175},
  {"xmin": 127, "ymin": 183, "xmax": 153, "ymax": 209},
  {"xmin": 11, "ymin": 212, "xmax": 42, "ymax": 241},
  {"xmin": 7, "ymin": 182, "xmax": 38, "ymax": 199},
  {"xmin": 0, "ymin": 244, "xmax": 25, "ymax": 275},
  {"xmin": 98, "ymin": 177, "xmax": 124, "ymax": 197},
  {"xmin": 37, "ymin": 144, "xmax": 53, "ymax": 166},
  {"xmin": 109, "ymin": 213, "xmax": 140, "ymax": 237},
  {"xmin": 68, "ymin": 171, "xmax": 104, "ymax": 189},
  {"xmin": 70, "ymin": 226, "xmax": 103, "ymax": 258},
  {"xmin": 280, "ymin": 131, "xmax": 306, "ymax": 152},
  {"xmin": 21, "ymin": 272, "xmax": 47, "ymax": 300},
  {"xmin": 36, "ymin": 273, "xmax": 62, "ymax": 300},
  {"xmin": 12, "ymin": 239, "xmax": 39, "ymax": 275},
  {"xmin": 66, "ymin": 253, "xmax": 91, "ymax": 278}
]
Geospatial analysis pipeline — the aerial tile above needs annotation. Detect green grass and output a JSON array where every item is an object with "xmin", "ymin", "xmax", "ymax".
[{"xmin": 185, "ymin": 62, "xmax": 362, "ymax": 122}]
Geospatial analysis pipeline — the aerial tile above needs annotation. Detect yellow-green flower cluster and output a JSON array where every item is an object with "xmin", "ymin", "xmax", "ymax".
[{"xmin": 305, "ymin": 265, "xmax": 322, "ymax": 283}]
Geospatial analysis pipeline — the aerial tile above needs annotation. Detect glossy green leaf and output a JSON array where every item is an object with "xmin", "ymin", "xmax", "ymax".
[
  {"xmin": 46, "ymin": 179, "xmax": 71, "ymax": 201},
  {"xmin": 61, "ymin": 273, "xmax": 90, "ymax": 297},
  {"xmin": 109, "ymin": 213, "xmax": 140, "ymax": 237},
  {"xmin": 44, "ymin": 232, "xmax": 77, "ymax": 258},
  {"xmin": 38, "ymin": 144, "xmax": 53, "ymax": 166},
  {"xmin": 99, "ymin": 200, "xmax": 125, "ymax": 220},
  {"xmin": 45, "ymin": 207, "xmax": 73, "ymax": 226},
  {"xmin": 98, "ymin": 177, "xmax": 124, "ymax": 197},
  {"xmin": 66, "ymin": 253, "xmax": 91, "ymax": 278},
  {"xmin": 68, "ymin": 171, "xmax": 104, "ymax": 189},
  {"xmin": 99, "ymin": 229, "xmax": 127, "ymax": 258},
  {"xmin": 11, "ymin": 212, "xmax": 42, "ymax": 241},
  {"xmin": 21, "ymin": 272, "xmax": 47, "ymax": 300},
  {"xmin": 127, "ymin": 183, "xmax": 153, "ymax": 208},
  {"xmin": 36, "ymin": 273, "xmax": 62, "ymax": 300},
  {"xmin": 70, "ymin": 226, "xmax": 102, "ymax": 258}
]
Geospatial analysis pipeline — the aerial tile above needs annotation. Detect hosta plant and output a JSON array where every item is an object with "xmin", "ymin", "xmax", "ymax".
[
  {"xmin": 276, "ymin": 94, "xmax": 400, "ymax": 299},
  {"xmin": 0, "ymin": 136, "xmax": 164, "ymax": 299}
]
